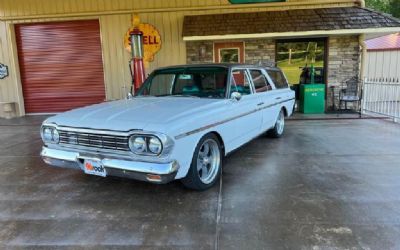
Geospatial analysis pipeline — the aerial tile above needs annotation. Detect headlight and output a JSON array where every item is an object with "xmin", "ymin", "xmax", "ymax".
[
  {"xmin": 129, "ymin": 136, "xmax": 146, "ymax": 153},
  {"xmin": 128, "ymin": 135, "xmax": 163, "ymax": 156},
  {"xmin": 41, "ymin": 126, "xmax": 60, "ymax": 144},
  {"xmin": 43, "ymin": 128, "xmax": 53, "ymax": 142},
  {"xmin": 148, "ymin": 137, "xmax": 162, "ymax": 154}
]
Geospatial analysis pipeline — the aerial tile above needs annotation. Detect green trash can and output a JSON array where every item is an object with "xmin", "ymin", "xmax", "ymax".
[{"xmin": 299, "ymin": 84, "xmax": 325, "ymax": 114}]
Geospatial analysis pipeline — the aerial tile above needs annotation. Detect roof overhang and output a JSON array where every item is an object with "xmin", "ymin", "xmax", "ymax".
[
  {"xmin": 183, "ymin": 27, "xmax": 400, "ymax": 41},
  {"xmin": 183, "ymin": 7, "xmax": 400, "ymax": 42}
]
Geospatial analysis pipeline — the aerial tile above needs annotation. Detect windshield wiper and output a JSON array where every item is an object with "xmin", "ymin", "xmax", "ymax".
[{"xmin": 170, "ymin": 94, "xmax": 200, "ymax": 98}]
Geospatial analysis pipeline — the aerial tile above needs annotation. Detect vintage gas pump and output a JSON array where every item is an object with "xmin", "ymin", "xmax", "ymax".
[{"xmin": 129, "ymin": 16, "xmax": 146, "ymax": 93}]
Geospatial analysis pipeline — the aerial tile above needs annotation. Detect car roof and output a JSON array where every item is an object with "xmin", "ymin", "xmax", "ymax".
[{"xmin": 155, "ymin": 63, "xmax": 281, "ymax": 71}]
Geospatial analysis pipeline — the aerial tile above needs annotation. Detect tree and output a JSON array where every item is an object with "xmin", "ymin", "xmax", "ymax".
[
  {"xmin": 389, "ymin": 0, "xmax": 400, "ymax": 18},
  {"xmin": 366, "ymin": 0, "xmax": 389, "ymax": 12},
  {"xmin": 365, "ymin": 0, "xmax": 400, "ymax": 18}
]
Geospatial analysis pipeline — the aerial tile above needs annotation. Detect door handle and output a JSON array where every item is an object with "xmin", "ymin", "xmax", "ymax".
[
  {"xmin": 275, "ymin": 97, "xmax": 282, "ymax": 100},
  {"xmin": 257, "ymin": 102, "xmax": 264, "ymax": 106}
]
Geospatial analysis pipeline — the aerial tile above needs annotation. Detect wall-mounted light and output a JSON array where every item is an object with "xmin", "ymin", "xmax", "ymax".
[{"xmin": 199, "ymin": 45, "xmax": 207, "ymax": 59}]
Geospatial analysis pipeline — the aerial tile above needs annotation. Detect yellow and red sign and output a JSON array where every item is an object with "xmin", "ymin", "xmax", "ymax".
[{"xmin": 124, "ymin": 16, "xmax": 162, "ymax": 67}]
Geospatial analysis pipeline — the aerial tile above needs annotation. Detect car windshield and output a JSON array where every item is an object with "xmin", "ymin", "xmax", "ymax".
[{"xmin": 136, "ymin": 67, "xmax": 229, "ymax": 99}]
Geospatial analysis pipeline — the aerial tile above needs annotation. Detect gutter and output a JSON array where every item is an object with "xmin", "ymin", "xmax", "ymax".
[
  {"xmin": 183, "ymin": 27, "xmax": 400, "ymax": 41},
  {"xmin": 359, "ymin": 34, "xmax": 367, "ymax": 81}
]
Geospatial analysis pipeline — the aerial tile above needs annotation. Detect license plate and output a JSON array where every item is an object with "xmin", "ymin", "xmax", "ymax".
[{"xmin": 83, "ymin": 159, "xmax": 107, "ymax": 177}]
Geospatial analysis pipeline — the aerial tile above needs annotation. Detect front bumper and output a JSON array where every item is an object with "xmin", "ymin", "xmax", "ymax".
[{"xmin": 40, "ymin": 147, "xmax": 179, "ymax": 184}]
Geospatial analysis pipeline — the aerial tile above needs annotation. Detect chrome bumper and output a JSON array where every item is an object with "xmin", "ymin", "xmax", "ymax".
[{"xmin": 40, "ymin": 147, "xmax": 179, "ymax": 184}]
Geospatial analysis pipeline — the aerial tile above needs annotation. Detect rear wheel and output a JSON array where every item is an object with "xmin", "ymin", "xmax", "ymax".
[
  {"xmin": 267, "ymin": 109, "xmax": 285, "ymax": 138},
  {"xmin": 181, "ymin": 134, "xmax": 222, "ymax": 191}
]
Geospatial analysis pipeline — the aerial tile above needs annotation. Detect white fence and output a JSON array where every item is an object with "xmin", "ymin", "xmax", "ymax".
[{"xmin": 362, "ymin": 78, "xmax": 400, "ymax": 122}]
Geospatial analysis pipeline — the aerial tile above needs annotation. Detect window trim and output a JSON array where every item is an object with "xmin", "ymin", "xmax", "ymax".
[
  {"xmin": 266, "ymin": 69, "xmax": 290, "ymax": 90},
  {"xmin": 228, "ymin": 67, "xmax": 255, "ymax": 97},
  {"xmin": 248, "ymin": 69, "xmax": 273, "ymax": 93}
]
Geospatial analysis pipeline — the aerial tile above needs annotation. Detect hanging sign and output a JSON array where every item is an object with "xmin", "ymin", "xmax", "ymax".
[
  {"xmin": 0, "ymin": 63, "xmax": 8, "ymax": 79},
  {"xmin": 124, "ymin": 19, "xmax": 162, "ymax": 67}
]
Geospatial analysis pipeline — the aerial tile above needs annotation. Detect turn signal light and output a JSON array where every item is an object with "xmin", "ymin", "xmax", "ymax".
[{"xmin": 146, "ymin": 174, "xmax": 162, "ymax": 182}]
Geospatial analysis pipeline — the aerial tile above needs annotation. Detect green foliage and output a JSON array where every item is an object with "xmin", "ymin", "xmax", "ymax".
[
  {"xmin": 389, "ymin": 0, "xmax": 400, "ymax": 18},
  {"xmin": 365, "ymin": 0, "xmax": 400, "ymax": 18},
  {"xmin": 366, "ymin": 0, "xmax": 389, "ymax": 12}
]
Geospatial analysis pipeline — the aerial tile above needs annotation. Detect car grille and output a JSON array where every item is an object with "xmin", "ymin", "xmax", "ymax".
[{"xmin": 59, "ymin": 130, "xmax": 130, "ymax": 152}]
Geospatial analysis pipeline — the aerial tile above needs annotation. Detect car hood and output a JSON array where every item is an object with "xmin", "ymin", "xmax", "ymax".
[{"xmin": 45, "ymin": 97, "xmax": 224, "ymax": 132}]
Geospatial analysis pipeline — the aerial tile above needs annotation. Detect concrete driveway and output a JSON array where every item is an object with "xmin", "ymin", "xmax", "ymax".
[{"xmin": 1, "ymin": 116, "xmax": 400, "ymax": 249}]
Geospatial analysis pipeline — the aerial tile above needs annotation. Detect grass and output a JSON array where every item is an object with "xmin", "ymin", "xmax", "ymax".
[{"xmin": 277, "ymin": 58, "xmax": 324, "ymax": 85}]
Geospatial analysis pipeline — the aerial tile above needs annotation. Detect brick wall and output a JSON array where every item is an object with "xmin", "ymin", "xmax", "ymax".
[
  {"xmin": 327, "ymin": 35, "xmax": 361, "ymax": 109},
  {"xmin": 186, "ymin": 39, "xmax": 275, "ymax": 65},
  {"xmin": 244, "ymin": 39, "xmax": 275, "ymax": 65},
  {"xmin": 186, "ymin": 41, "xmax": 214, "ymax": 64}
]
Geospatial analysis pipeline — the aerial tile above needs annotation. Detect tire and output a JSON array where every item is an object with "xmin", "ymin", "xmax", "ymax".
[
  {"xmin": 267, "ymin": 109, "xmax": 285, "ymax": 138},
  {"xmin": 181, "ymin": 133, "xmax": 223, "ymax": 191}
]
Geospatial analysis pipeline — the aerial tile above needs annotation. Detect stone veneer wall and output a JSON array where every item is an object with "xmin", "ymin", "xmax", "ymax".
[
  {"xmin": 186, "ymin": 39, "xmax": 275, "ymax": 65},
  {"xmin": 327, "ymin": 35, "xmax": 361, "ymax": 109},
  {"xmin": 186, "ymin": 36, "xmax": 361, "ymax": 110}
]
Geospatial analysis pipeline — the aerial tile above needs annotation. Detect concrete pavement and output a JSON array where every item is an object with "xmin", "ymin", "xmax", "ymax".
[{"xmin": 0, "ymin": 116, "xmax": 400, "ymax": 249}]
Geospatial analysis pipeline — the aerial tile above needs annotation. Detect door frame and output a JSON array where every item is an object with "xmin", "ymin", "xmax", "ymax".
[{"xmin": 214, "ymin": 42, "xmax": 245, "ymax": 63}]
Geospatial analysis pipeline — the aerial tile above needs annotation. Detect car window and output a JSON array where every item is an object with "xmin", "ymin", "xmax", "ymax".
[
  {"xmin": 137, "ymin": 67, "xmax": 228, "ymax": 98},
  {"xmin": 267, "ymin": 70, "xmax": 289, "ymax": 89},
  {"xmin": 249, "ymin": 70, "xmax": 272, "ymax": 93},
  {"xmin": 148, "ymin": 74, "xmax": 175, "ymax": 96},
  {"xmin": 230, "ymin": 69, "xmax": 252, "ymax": 96}
]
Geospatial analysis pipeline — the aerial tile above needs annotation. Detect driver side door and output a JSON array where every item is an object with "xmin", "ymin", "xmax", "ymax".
[{"xmin": 227, "ymin": 68, "xmax": 263, "ymax": 150}]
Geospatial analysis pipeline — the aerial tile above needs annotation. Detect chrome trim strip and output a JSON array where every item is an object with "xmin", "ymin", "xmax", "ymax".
[{"xmin": 174, "ymin": 98, "xmax": 295, "ymax": 140}]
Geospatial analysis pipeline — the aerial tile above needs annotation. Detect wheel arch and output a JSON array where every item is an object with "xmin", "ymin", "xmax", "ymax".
[
  {"xmin": 207, "ymin": 131, "xmax": 226, "ymax": 157},
  {"xmin": 281, "ymin": 105, "xmax": 289, "ymax": 117}
]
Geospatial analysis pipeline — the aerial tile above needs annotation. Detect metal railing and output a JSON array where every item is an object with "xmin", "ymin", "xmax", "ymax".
[{"xmin": 362, "ymin": 78, "xmax": 400, "ymax": 123}]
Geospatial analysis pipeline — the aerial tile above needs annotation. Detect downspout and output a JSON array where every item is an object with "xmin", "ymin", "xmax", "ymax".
[
  {"xmin": 357, "ymin": 0, "xmax": 366, "ymax": 7},
  {"xmin": 359, "ymin": 34, "xmax": 367, "ymax": 81},
  {"xmin": 358, "ymin": 0, "xmax": 367, "ymax": 82}
]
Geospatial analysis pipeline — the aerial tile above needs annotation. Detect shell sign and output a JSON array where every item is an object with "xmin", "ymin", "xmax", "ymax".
[{"xmin": 124, "ymin": 16, "xmax": 162, "ymax": 67}]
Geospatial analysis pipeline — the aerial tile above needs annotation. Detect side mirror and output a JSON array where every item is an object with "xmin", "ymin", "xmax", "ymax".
[{"xmin": 230, "ymin": 92, "xmax": 242, "ymax": 101}]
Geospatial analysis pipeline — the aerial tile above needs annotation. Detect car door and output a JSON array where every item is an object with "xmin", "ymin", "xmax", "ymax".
[
  {"xmin": 248, "ymin": 69, "xmax": 277, "ymax": 132},
  {"xmin": 227, "ymin": 68, "xmax": 263, "ymax": 148}
]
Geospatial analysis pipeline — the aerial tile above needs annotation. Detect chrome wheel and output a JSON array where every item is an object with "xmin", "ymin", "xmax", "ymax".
[
  {"xmin": 276, "ymin": 111, "xmax": 285, "ymax": 135},
  {"xmin": 197, "ymin": 139, "xmax": 221, "ymax": 185}
]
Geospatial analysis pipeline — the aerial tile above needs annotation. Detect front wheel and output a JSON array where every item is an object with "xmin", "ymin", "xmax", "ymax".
[
  {"xmin": 267, "ymin": 109, "xmax": 285, "ymax": 138},
  {"xmin": 181, "ymin": 134, "xmax": 223, "ymax": 191}
]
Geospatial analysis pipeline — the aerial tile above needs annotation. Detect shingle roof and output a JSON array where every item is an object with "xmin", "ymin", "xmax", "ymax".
[
  {"xmin": 366, "ymin": 33, "xmax": 400, "ymax": 51},
  {"xmin": 183, "ymin": 7, "xmax": 400, "ymax": 38}
]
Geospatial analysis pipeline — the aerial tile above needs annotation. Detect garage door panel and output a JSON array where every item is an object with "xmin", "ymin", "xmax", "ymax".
[{"xmin": 16, "ymin": 20, "xmax": 106, "ymax": 113}]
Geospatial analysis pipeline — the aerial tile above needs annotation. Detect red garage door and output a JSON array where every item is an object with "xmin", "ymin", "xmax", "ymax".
[{"xmin": 15, "ymin": 20, "xmax": 106, "ymax": 113}]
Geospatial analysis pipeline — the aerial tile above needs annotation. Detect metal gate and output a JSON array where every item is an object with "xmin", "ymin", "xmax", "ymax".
[{"xmin": 362, "ymin": 78, "xmax": 400, "ymax": 123}]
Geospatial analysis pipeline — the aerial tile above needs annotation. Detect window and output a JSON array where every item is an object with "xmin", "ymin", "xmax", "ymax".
[
  {"xmin": 250, "ymin": 70, "xmax": 271, "ymax": 93},
  {"xmin": 214, "ymin": 42, "xmax": 244, "ymax": 63},
  {"xmin": 137, "ymin": 67, "xmax": 228, "ymax": 99},
  {"xmin": 219, "ymin": 48, "xmax": 239, "ymax": 63},
  {"xmin": 230, "ymin": 69, "xmax": 252, "ymax": 96},
  {"xmin": 146, "ymin": 74, "xmax": 175, "ymax": 96},
  {"xmin": 276, "ymin": 39, "xmax": 326, "ymax": 85},
  {"xmin": 267, "ymin": 70, "xmax": 289, "ymax": 89}
]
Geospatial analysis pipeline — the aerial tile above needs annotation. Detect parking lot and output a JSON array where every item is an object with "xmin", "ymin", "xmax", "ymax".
[{"xmin": 1, "ymin": 116, "xmax": 400, "ymax": 249}]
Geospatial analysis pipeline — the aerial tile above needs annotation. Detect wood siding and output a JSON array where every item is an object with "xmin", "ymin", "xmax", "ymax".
[{"xmin": 0, "ymin": 0, "xmax": 356, "ymax": 116}]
